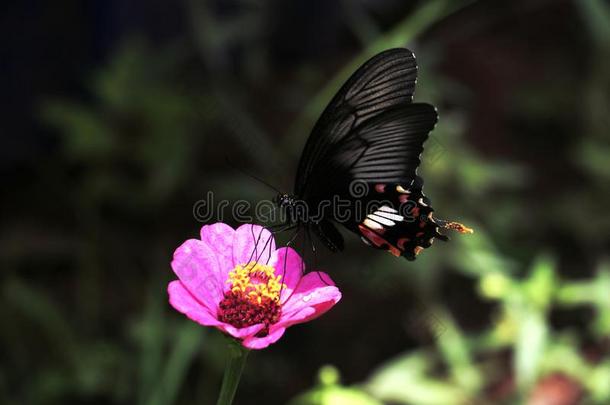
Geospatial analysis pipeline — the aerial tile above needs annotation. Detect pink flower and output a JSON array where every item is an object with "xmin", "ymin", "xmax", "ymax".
[{"xmin": 168, "ymin": 223, "xmax": 342, "ymax": 349}]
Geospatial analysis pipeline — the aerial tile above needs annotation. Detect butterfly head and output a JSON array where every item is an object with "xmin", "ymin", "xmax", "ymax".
[{"xmin": 274, "ymin": 193, "xmax": 296, "ymax": 208}]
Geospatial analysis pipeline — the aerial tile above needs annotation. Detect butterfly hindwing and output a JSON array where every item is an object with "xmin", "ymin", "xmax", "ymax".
[{"xmin": 356, "ymin": 183, "xmax": 448, "ymax": 260}]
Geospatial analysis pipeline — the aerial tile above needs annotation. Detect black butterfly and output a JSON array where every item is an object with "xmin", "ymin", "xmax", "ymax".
[{"xmin": 274, "ymin": 48, "xmax": 472, "ymax": 261}]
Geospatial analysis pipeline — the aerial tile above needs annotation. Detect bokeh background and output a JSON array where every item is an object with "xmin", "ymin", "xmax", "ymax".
[{"xmin": 2, "ymin": 0, "xmax": 610, "ymax": 404}]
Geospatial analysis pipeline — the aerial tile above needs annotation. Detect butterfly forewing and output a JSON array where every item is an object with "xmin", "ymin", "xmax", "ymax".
[
  {"xmin": 334, "ymin": 103, "xmax": 437, "ymax": 184},
  {"xmin": 295, "ymin": 48, "xmax": 418, "ymax": 197}
]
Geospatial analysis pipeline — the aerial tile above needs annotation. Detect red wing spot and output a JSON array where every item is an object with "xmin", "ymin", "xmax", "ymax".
[
  {"xmin": 359, "ymin": 224, "xmax": 403, "ymax": 257},
  {"xmin": 358, "ymin": 224, "xmax": 387, "ymax": 248},
  {"xmin": 397, "ymin": 238, "xmax": 410, "ymax": 249},
  {"xmin": 411, "ymin": 207, "xmax": 420, "ymax": 218},
  {"xmin": 415, "ymin": 232, "xmax": 424, "ymax": 237},
  {"xmin": 419, "ymin": 221, "xmax": 426, "ymax": 228},
  {"xmin": 375, "ymin": 184, "xmax": 386, "ymax": 193},
  {"xmin": 387, "ymin": 245, "xmax": 401, "ymax": 257},
  {"xmin": 399, "ymin": 194, "xmax": 410, "ymax": 203}
]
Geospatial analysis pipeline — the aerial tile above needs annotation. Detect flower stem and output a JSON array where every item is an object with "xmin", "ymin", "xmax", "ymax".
[{"xmin": 216, "ymin": 339, "xmax": 250, "ymax": 405}]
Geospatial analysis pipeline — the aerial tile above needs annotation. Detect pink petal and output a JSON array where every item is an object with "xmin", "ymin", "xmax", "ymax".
[
  {"xmin": 281, "ymin": 299, "xmax": 338, "ymax": 328},
  {"xmin": 169, "ymin": 281, "xmax": 266, "ymax": 338},
  {"xmin": 219, "ymin": 323, "xmax": 266, "ymax": 339},
  {"xmin": 242, "ymin": 326, "xmax": 287, "ymax": 350},
  {"xmin": 168, "ymin": 281, "xmax": 223, "ymax": 327},
  {"xmin": 200, "ymin": 222, "xmax": 236, "ymax": 288},
  {"xmin": 277, "ymin": 306, "xmax": 316, "ymax": 327},
  {"xmin": 232, "ymin": 224, "xmax": 276, "ymax": 266},
  {"xmin": 280, "ymin": 271, "xmax": 341, "ymax": 325},
  {"xmin": 171, "ymin": 239, "xmax": 224, "ymax": 313},
  {"xmin": 271, "ymin": 247, "xmax": 305, "ymax": 303}
]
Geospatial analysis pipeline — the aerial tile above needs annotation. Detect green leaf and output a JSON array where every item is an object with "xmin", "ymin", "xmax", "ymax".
[
  {"xmin": 289, "ymin": 366, "xmax": 382, "ymax": 405},
  {"xmin": 435, "ymin": 311, "xmax": 482, "ymax": 392},
  {"xmin": 524, "ymin": 255, "xmax": 557, "ymax": 311},
  {"xmin": 366, "ymin": 353, "xmax": 470, "ymax": 405},
  {"xmin": 514, "ymin": 311, "xmax": 548, "ymax": 392},
  {"xmin": 588, "ymin": 361, "xmax": 610, "ymax": 402},
  {"xmin": 147, "ymin": 323, "xmax": 204, "ymax": 405}
]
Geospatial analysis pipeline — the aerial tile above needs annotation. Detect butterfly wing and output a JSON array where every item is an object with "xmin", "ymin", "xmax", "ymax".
[
  {"xmin": 294, "ymin": 48, "xmax": 455, "ymax": 259},
  {"xmin": 326, "ymin": 103, "xmax": 436, "ymax": 187},
  {"xmin": 313, "ymin": 104, "xmax": 446, "ymax": 260},
  {"xmin": 295, "ymin": 48, "xmax": 418, "ymax": 197}
]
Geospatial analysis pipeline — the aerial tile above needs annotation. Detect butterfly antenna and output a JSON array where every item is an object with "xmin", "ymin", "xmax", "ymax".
[{"xmin": 225, "ymin": 157, "xmax": 281, "ymax": 193}]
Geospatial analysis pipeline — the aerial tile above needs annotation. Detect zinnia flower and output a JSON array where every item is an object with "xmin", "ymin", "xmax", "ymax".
[{"xmin": 168, "ymin": 223, "xmax": 342, "ymax": 349}]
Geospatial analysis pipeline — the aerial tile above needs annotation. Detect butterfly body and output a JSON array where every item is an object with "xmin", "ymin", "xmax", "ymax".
[{"xmin": 276, "ymin": 48, "xmax": 471, "ymax": 260}]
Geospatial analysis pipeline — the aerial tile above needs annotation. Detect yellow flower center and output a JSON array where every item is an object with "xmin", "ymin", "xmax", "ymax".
[
  {"xmin": 227, "ymin": 262, "xmax": 286, "ymax": 304},
  {"xmin": 217, "ymin": 262, "xmax": 286, "ymax": 334}
]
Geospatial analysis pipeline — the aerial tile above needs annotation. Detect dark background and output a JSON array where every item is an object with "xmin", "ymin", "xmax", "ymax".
[{"xmin": 2, "ymin": 0, "xmax": 609, "ymax": 404}]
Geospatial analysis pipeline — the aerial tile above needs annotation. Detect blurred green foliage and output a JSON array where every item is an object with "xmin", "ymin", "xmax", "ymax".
[
  {"xmin": 2, "ymin": 0, "xmax": 609, "ymax": 404},
  {"xmin": 292, "ymin": 254, "xmax": 610, "ymax": 404}
]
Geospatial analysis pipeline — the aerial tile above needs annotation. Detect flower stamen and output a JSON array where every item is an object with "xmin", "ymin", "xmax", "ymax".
[{"xmin": 218, "ymin": 262, "xmax": 286, "ymax": 335}]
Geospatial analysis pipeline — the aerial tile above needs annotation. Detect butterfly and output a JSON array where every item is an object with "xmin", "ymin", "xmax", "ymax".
[{"xmin": 274, "ymin": 48, "xmax": 472, "ymax": 261}]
